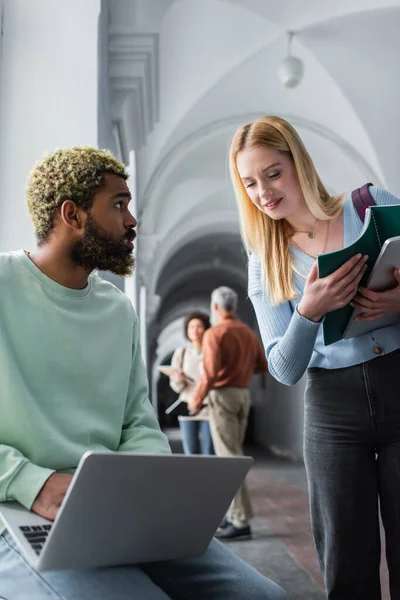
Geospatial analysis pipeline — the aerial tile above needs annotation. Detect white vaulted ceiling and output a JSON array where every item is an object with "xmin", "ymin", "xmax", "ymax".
[{"xmin": 107, "ymin": 0, "xmax": 400, "ymax": 361}]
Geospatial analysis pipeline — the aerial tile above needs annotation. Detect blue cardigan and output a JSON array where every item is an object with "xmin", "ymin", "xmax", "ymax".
[{"xmin": 248, "ymin": 187, "xmax": 400, "ymax": 385}]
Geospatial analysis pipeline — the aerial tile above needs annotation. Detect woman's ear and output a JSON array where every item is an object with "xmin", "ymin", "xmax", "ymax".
[{"xmin": 60, "ymin": 200, "xmax": 86, "ymax": 232}]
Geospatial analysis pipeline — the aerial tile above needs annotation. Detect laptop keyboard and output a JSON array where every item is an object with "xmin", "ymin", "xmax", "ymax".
[{"xmin": 19, "ymin": 524, "xmax": 52, "ymax": 555}]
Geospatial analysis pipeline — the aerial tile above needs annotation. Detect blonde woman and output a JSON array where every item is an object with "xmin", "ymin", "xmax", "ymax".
[
  {"xmin": 229, "ymin": 115, "xmax": 400, "ymax": 599},
  {"xmin": 169, "ymin": 311, "xmax": 214, "ymax": 455}
]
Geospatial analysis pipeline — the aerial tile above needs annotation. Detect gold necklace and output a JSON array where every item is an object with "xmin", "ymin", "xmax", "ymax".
[
  {"xmin": 291, "ymin": 218, "xmax": 318, "ymax": 239},
  {"xmin": 291, "ymin": 220, "xmax": 330, "ymax": 257}
]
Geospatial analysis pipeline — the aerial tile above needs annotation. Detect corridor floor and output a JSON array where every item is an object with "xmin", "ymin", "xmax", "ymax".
[
  {"xmin": 230, "ymin": 451, "xmax": 324, "ymax": 600},
  {"xmin": 166, "ymin": 430, "xmax": 390, "ymax": 600}
]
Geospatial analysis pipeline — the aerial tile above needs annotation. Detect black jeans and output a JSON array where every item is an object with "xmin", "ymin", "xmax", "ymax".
[{"xmin": 304, "ymin": 349, "xmax": 400, "ymax": 600}]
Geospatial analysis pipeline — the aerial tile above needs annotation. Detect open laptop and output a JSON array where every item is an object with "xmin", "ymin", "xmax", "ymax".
[{"xmin": 0, "ymin": 451, "xmax": 252, "ymax": 572}]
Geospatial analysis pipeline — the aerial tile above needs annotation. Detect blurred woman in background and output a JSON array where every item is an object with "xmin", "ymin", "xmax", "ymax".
[{"xmin": 169, "ymin": 311, "xmax": 214, "ymax": 455}]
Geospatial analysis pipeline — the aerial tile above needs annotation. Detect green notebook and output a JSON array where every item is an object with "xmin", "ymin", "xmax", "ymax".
[{"xmin": 317, "ymin": 204, "xmax": 400, "ymax": 346}]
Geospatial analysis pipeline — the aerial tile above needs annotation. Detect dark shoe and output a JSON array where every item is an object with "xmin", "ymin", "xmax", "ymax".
[{"xmin": 215, "ymin": 523, "xmax": 252, "ymax": 541}]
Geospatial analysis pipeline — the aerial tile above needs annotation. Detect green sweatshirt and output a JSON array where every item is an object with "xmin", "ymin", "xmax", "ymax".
[{"xmin": 0, "ymin": 251, "xmax": 170, "ymax": 532}]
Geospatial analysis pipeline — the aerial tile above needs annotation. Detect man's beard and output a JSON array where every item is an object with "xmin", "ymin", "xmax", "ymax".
[{"xmin": 71, "ymin": 215, "xmax": 135, "ymax": 276}]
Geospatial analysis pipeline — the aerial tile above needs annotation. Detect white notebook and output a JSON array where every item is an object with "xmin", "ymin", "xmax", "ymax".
[{"xmin": 344, "ymin": 236, "xmax": 400, "ymax": 339}]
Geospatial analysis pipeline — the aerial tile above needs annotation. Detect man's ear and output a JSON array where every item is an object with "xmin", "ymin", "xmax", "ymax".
[{"xmin": 60, "ymin": 200, "xmax": 86, "ymax": 232}]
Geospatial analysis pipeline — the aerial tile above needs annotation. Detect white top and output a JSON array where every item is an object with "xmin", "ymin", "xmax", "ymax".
[{"xmin": 170, "ymin": 346, "xmax": 208, "ymax": 403}]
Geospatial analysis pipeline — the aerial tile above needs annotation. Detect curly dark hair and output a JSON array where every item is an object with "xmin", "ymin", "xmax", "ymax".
[
  {"xmin": 26, "ymin": 146, "xmax": 128, "ymax": 244},
  {"xmin": 184, "ymin": 311, "xmax": 211, "ymax": 340}
]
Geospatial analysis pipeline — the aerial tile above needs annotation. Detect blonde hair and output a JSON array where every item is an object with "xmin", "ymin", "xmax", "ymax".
[{"xmin": 229, "ymin": 115, "xmax": 342, "ymax": 305}]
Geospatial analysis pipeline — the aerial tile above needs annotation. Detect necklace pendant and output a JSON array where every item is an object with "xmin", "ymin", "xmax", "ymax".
[{"xmin": 308, "ymin": 231, "xmax": 315, "ymax": 239}]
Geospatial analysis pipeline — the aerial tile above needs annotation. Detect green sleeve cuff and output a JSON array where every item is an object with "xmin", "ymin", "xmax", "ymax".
[{"xmin": 7, "ymin": 461, "xmax": 55, "ymax": 510}]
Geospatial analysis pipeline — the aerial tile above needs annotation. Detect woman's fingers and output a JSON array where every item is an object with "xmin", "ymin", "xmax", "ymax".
[
  {"xmin": 305, "ymin": 255, "xmax": 368, "ymax": 317},
  {"xmin": 356, "ymin": 312, "xmax": 385, "ymax": 322},
  {"xmin": 344, "ymin": 289, "xmax": 359, "ymax": 306},
  {"xmin": 335, "ymin": 265, "xmax": 367, "ymax": 303},
  {"xmin": 331, "ymin": 254, "xmax": 367, "ymax": 283},
  {"xmin": 307, "ymin": 260, "xmax": 319, "ymax": 283},
  {"xmin": 333, "ymin": 256, "xmax": 367, "ymax": 289},
  {"xmin": 352, "ymin": 296, "xmax": 377, "ymax": 310},
  {"xmin": 357, "ymin": 287, "xmax": 380, "ymax": 302}
]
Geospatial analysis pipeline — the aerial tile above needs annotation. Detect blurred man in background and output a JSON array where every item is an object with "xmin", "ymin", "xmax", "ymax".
[{"xmin": 190, "ymin": 286, "xmax": 268, "ymax": 540}]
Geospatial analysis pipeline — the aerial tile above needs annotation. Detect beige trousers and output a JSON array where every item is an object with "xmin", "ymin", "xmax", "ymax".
[{"xmin": 208, "ymin": 387, "xmax": 253, "ymax": 527}]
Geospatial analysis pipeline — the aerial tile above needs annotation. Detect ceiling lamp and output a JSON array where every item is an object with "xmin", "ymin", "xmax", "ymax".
[{"xmin": 277, "ymin": 32, "xmax": 304, "ymax": 89}]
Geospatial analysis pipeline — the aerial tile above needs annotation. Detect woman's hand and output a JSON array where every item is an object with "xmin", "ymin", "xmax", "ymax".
[
  {"xmin": 298, "ymin": 254, "xmax": 368, "ymax": 322},
  {"xmin": 351, "ymin": 268, "xmax": 400, "ymax": 321},
  {"xmin": 177, "ymin": 369, "xmax": 193, "ymax": 385},
  {"xmin": 177, "ymin": 369, "xmax": 187, "ymax": 383}
]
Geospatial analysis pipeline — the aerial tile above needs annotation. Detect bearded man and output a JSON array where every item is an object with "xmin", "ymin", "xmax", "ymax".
[{"xmin": 0, "ymin": 147, "xmax": 286, "ymax": 600}]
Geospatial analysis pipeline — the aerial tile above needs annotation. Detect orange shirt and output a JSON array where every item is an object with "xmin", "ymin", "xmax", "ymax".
[{"xmin": 193, "ymin": 316, "xmax": 268, "ymax": 405}]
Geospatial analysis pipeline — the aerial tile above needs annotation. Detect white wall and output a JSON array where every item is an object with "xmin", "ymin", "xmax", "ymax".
[
  {"xmin": 98, "ymin": 0, "xmax": 118, "ymax": 157},
  {"xmin": 0, "ymin": 0, "xmax": 101, "ymax": 252}
]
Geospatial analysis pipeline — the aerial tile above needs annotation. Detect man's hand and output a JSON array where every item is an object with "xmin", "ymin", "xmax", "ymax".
[
  {"xmin": 351, "ymin": 268, "xmax": 400, "ymax": 322},
  {"xmin": 31, "ymin": 473, "xmax": 73, "ymax": 521}
]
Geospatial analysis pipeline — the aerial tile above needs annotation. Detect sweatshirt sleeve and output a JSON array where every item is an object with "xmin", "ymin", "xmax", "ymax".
[
  {"xmin": 248, "ymin": 253, "xmax": 321, "ymax": 386},
  {"xmin": 0, "ymin": 445, "xmax": 55, "ymax": 509},
  {"xmin": 118, "ymin": 315, "xmax": 171, "ymax": 454}
]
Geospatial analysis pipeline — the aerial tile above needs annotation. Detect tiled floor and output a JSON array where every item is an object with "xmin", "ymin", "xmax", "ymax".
[
  {"xmin": 244, "ymin": 454, "xmax": 325, "ymax": 598},
  {"xmin": 166, "ymin": 429, "xmax": 390, "ymax": 600},
  {"xmin": 244, "ymin": 451, "xmax": 390, "ymax": 600}
]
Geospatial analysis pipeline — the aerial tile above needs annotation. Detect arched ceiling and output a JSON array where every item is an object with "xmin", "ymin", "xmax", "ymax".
[
  {"xmin": 152, "ymin": 231, "xmax": 248, "ymax": 330},
  {"xmin": 107, "ymin": 0, "xmax": 400, "ymax": 343},
  {"xmin": 108, "ymin": 0, "xmax": 399, "ymax": 188},
  {"xmin": 156, "ymin": 232, "xmax": 245, "ymax": 298}
]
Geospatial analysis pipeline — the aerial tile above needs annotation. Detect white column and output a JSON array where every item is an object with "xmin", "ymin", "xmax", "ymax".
[
  {"xmin": 0, "ymin": 0, "xmax": 102, "ymax": 252},
  {"xmin": 139, "ymin": 286, "xmax": 147, "ymax": 366},
  {"xmin": 124, "ymin": 150, "xmax": 138, "ymax": 311}
]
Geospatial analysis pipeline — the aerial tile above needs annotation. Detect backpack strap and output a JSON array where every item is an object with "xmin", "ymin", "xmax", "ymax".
[
  {"xmin": 351, "ymin": 183, "xmax": 375, "ymax": 223},
  {"xmin": 180, "ymin": 347, "xmax": 186, "ymax": 370}
]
